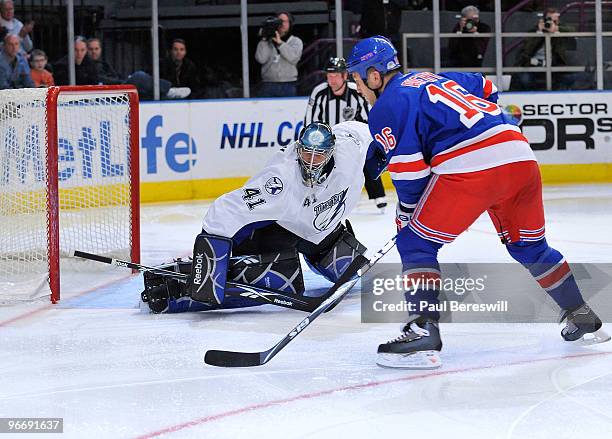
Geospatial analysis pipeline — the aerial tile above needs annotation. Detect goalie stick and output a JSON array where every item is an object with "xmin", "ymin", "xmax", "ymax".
[
  {"xmin": 72, "ymin": 250, "xmax": 187, "ymax": 279},
  {"xmin": 72, "ymin": 250, "xmax": 295, "ymax": 277},
  {"xmin": 204, "ymin": 235, "xmax": 397, "ymax": 367},
  {"xmin": 72, "ymin": 250, "xmax": 331, "ymax": 312}
]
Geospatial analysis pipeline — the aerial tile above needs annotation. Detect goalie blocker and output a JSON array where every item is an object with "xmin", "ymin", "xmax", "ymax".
[{"xmin": 141, "ymin": 223, "xmax": 366, "ymax": 313}]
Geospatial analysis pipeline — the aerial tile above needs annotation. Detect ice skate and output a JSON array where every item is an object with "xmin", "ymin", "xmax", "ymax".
[
  {"xmin": 376, "ymin": 315, "xmax": 443, "ymax": 369},
  {"xmin": 560, "ymin": 303, "xmax": 610, "ymax": 346}
]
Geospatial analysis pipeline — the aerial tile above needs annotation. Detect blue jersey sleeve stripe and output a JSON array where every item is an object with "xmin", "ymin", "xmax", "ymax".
[
  {"xmin": 392, "ymin": 174, "xmax": 431, "ymax": 206},
  {"xmin": 389, "ymin": 168, "xmax": 431, "ymax": 180}
]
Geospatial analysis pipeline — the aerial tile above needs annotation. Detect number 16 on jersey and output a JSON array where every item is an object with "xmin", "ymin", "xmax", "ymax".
[{"xmin": 426, "ymin": 80, "xmax": 500, "ymax": 128}]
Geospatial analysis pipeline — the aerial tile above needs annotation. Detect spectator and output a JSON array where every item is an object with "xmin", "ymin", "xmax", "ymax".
[
  {"xmin": 159, "ymin": 38, "xmax": 199, "ymax": 98},
  {"xmin": 29, "ymin": 49, "xmax": 54, "ymax": 87},
  {"xmin": 447, "ymin": 5, "xmax": 491, "ymax": 68},
  {"xmin": 0, "ymin": 33, "xmax": 34, "ymax": 88},
  {"xmin": 304, "ymin": 57, "xmax": 387, "ymax": 212},
  {"xmin": 87, "ymin": 37, "xmax": 122, "ymax": 85},
  {"xmin": 0, "ymin": 0, "xmax": 33, "ymax": 54},
  {"xmin": 86, "ymin": 37, "xmax": 190, "ymax": 99},
  {"xmin": 255, "ymin": 12, "xmax": 303, "ymax": 97},
  {"xmin": 53, "ymin": 36, "xmax": 99, "ymax": 86},
  {"xmin": 512, "ymin": 8, "xmax": 581, "ymax": 90}
]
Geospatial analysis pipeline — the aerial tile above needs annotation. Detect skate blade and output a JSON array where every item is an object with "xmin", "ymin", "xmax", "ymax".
[
  {"xmin": 570, "ymin": 329, "xmax": 611, "ymax": 346},
  {"xmin": 376, "ymin": 351, "xmax": 442, "ymax": 369}
]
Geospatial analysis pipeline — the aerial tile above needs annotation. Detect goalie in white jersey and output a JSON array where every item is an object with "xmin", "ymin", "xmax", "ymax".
[{"xmin": 142, "ymin": 121, "xmax": 372, "ymax": 313}]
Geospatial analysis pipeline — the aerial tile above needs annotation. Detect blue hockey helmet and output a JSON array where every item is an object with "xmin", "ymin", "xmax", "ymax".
[
  {"xmin": 296, "ymin": 122, "xmax": 336, "ymax": 186},
  {"xmin": 346, "ymin": 36, "xmax": 400, "ymax": 80}
]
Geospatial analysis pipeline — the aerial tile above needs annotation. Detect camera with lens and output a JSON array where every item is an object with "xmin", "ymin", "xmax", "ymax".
[
  {"xmin": 260, "ymin": 16, "xmax": 283, "ymax": 40},
  {"xmin": 463, "ymin": 18, "xmax": 477, "ymax": 32},
  {"xmin": 543, "ymin": 16, "xmax": 554, "ymax": 31}
]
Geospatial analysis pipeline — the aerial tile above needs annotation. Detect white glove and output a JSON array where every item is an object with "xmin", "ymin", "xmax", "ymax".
[{"xmin": 395, "ymin": 202, "xmax": 415, "ymax": 231}]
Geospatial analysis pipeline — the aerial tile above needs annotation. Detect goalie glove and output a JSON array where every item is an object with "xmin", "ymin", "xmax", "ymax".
[
  {"xmin": 303, "ymin": 224, "xmax": 367, "ymax": 283},
  {"xmin": 395, "ymin": 202, "xmax": 415, "ymax": 231}
]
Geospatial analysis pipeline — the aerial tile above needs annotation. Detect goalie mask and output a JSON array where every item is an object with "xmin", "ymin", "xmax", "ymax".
[{"xmin": 297, "ymin": 122, "xmax": 336, "ymax": 187}]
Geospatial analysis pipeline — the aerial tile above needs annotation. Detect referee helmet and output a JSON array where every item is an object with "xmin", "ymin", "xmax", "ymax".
[{"xmin": 324, "ymin": 57, "xmax": 347, "ymax": 73}]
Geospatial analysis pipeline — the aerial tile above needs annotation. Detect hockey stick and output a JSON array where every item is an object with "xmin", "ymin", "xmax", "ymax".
[
  {"xmin": 204, "ymin": 235, "xmax": 398, "ymax": 367},
  {"xmin": 72, "ymin": 250, "xmax": 325, "ymax": 312},
  {"xmin": 72, "ymin": 250, "xmax": 188, "ymax": 279},
  {"xmin": 72, "ymin": 250, "xmax": 294, "ymax": 276},
  {"xmin": 225, "ymin": 283, "xmax": 325, "ymax": 312}
]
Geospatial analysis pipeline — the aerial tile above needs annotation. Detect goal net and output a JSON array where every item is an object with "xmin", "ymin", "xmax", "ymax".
[{"xmin": 0, "ymin": 85, "xmax": 140, "ymax": 303}]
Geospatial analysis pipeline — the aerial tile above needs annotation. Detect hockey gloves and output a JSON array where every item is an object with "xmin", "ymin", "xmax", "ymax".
[
  {"xmin": 395, "ymin": 202, "xmax": 415, "ymax": 232},
  {"xmin": 304, "ymin": 227, "xmax": 367, "ymax": 283}
]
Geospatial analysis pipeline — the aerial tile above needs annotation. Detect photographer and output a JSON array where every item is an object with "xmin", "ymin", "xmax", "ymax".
[
  {"xmin": 255, "ymin": 12, "xmax": 303, "ymax": 97},
  {"xmin": 512, "ymin": 8, "xmax": 582, "ymax": 90},
  {"xmin": 447, "ymin": 5, "xmax": 491, "ymax": 68}
]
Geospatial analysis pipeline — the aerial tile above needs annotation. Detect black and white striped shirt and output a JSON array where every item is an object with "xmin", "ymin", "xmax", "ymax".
[{"xmin": 304, "ymin": 81, "xmax": 370, "ymax": 126}]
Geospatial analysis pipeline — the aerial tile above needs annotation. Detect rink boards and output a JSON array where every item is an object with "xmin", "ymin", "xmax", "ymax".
[{"xmin": 138, "ymin": 91, "xmax": 612, "ymax": 202}]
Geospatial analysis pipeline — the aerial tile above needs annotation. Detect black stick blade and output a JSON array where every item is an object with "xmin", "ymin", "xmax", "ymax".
[{"xmin": 204, "ymin": 350, "xmax": 266, "ymax": 367}]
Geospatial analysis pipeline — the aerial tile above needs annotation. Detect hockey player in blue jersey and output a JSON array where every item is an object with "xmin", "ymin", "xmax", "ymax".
[{"xmin": 346, "ymin": 36, "xmax": 608, "ymax": 369}]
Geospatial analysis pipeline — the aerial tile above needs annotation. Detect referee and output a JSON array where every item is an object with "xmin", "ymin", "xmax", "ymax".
[{"xmin": 304, "ymin": 57, "xmax": 387, "ymax": 211}]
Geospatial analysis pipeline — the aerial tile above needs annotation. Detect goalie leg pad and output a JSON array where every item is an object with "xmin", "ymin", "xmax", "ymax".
[
  {"xmin": 187, "ymin": 233, "xmax": 232, "ymax": 305},
  {"xmin": 229, "ymin": 248, "xmax": 305, "ymax": 296},
  {"xmin": 304, "ymin": 229, "xmax": 367, "ymax": 283}
]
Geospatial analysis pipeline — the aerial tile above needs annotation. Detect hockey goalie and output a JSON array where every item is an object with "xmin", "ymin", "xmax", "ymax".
[{"xmin": 141, "ymin": 121, "xmax": 372, "ymax": 313}]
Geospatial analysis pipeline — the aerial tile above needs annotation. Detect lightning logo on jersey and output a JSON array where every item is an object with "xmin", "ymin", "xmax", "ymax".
[{"xmin": 313, "ymin": 188, "xmax": 348, "ymax": 232}]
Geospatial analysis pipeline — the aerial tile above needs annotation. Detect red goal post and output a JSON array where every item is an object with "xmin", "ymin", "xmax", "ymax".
[{"xmin": 0, "ymin": 85, "xmax": 140, "ymax": 303}]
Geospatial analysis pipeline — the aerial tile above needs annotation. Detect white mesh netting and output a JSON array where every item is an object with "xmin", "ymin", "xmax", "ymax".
[{"xmin": 0, "ymin": 87, "xmax": 135, "ymax": 302}]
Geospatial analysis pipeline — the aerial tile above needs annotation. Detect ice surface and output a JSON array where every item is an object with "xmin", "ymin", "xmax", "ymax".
[{"xmin": 1, "ymin": 184, "xmax": 611, "ymax": 439}]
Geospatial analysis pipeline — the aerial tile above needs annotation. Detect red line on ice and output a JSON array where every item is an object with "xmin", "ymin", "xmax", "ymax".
[{"xmin": 134, "ymin": 350, "xmax": 612, "ymax": 439}]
